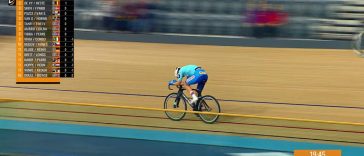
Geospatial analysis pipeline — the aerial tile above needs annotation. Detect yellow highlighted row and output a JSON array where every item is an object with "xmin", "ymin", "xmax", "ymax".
[{"xmin": 0, "ymin": 97, "xmax": 363, "ymax": 126}]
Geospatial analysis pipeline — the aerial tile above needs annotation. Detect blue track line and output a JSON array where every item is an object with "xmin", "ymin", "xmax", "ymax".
[
  {"xmin": 0, "ymin": 129, "xmax": 278, "ymax": 156},
  {"xmin": 1, "ymin": 85, "xmax": 364, "ymax": 110},
  {"xmin": 1, "ymin": 119, "xmax": 364, "ymax": 156}
]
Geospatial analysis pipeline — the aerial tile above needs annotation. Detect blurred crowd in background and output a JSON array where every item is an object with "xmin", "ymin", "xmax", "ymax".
[
  {"xmin": 93, "ymin": 0, "xmax": 290, "ymax": 37},
  {"xmin": 245, "ymin": 0, "xmax": 288, "ymax": 38},
  {"xmin": 0, "ymin": 0, "xmax": 363, "ymax": 40},
  {"xmin": 97, "ymin": 0, "xmax": 158, "ymax": 33}
]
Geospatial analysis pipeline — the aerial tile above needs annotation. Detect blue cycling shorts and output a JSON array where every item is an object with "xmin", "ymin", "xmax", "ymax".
[{"xmin": 186, "ymin": 69, "xmax": 208, "ymax": 92}]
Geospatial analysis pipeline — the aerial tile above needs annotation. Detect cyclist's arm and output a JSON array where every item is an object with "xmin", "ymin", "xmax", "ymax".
[
  {"xmin": 175, "ymin": 81, "xmax": 182, "ymax": 86},
  {"xmin": 175, "ymin": 73, "xmax": 184, "ymax": 86}
]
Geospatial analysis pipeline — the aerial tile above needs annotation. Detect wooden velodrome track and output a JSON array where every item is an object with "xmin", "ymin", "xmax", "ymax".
[{"xmin": 0, "ymin": 36, "xmax": 364, "ymax": 146}]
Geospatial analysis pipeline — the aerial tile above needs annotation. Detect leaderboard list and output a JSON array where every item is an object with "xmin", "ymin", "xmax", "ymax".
[
  {"xmin": 60, "ymin": 0, "xmax": 74, "ymax": 78},
  {"xmin": 16, "ymin": 0, "xmax": 74, "ymax": 84}
]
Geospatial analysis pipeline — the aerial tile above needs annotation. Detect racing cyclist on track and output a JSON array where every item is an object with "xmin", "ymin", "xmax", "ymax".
[{"xmin": 169, "ymin": 65, "xmax": 208, "ymax": 107}]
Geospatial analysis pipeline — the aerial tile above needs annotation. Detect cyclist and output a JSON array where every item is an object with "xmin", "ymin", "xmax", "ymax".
[{"xmin": 169, "ymin": 65, "xmax": 208, "ymax": 105}]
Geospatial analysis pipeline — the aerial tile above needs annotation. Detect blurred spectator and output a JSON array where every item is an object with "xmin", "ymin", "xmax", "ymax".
[
  {"xmin": 245, "ymin": 0, "xmax": 288, "ymax": 38},
  {"xmin": 114, "ymin": 0, "xmax": 156, "ymax": 33},
  {"xmin": 99, "ymin": 0, "xmax": 118, "ymax": 31},
  {"xmin": 129, "ymin": 0, "xmax": 156, "ymax": 33},
  {"xmin": 245, "ymin": 0, "xmax": 266, "ymax": 38},
  {"xmin": 265, "ymin": 4, "xmax": 288, "ymax": 37},
  {"xmin": 95, "ymin": 0, "xmax": 157, "ymax": 33},
  {"xmin": 114, "ymin": 0, "xmax": 136, "ymax": 31}
]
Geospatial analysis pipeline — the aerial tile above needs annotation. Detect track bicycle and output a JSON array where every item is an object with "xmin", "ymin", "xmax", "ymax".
[{"xmin": 164, "ymin": 84, "xmax": 221, "ymax": 124}]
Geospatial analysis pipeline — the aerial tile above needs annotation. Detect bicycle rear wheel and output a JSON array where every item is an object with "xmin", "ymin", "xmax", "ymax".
[
  {"xmin": 198, "ymin": 95, "xmax": 221, "ymax": 124},
  {"xmin": 164, "ymin": 93, "xmax": 187, "ymax": 121}
]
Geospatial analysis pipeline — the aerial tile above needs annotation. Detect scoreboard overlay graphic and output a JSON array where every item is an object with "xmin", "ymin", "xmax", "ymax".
[{"xmin": 15, "ymin": 0, "xmax": 74, "ymax": 84}]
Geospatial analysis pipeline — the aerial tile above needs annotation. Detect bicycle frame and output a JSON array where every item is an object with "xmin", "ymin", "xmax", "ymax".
[{"xmin": 169, "ymin": 85, "xmax": 201, "ymax": 109}]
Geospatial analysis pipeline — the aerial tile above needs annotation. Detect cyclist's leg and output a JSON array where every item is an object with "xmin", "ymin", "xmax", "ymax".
[
  {"xmin": 186, "ymin": 70, "xmax": 207, "ymax": 90},
  {"xmin": 186, "ymin": 70, "xmax": 207, "ymax": 105},
  {"xmin": 183, "ymin": 77, "xmax": 195, "ymax": 95},
  {"xmin": 185, "ymin": 75, "xmax": 200, "ymax": 104},
  {"xmin": 196, "ymin": 74, "xmax": 208, "ymax": 96}
]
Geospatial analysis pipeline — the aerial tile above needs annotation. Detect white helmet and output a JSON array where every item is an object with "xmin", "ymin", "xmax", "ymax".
[{"xmin": 174, "ymin": 67, "xmax": 181, "ymax": 78}]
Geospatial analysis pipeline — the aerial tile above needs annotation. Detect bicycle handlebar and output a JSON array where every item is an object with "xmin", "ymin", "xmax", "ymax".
[{"xmin": 168, "ymin": 85, "xmax": 173, "ymax": 90}]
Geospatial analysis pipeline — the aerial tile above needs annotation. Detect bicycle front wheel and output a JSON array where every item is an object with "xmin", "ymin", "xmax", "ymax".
[
  {"xmin": 198, "ymin": 95, "xmax": 221, "ymax": 124},
  {"xmin": 164, "ymin": 93, "xmax": 187, "ymax": 121}
]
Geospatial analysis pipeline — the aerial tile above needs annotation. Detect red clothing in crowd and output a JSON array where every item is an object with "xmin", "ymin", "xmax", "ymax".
[
  {"xmin": 266, "ymin": 10, "xmax": 288, "ymax": 25},
  {"xmin": 249, "ymin": 9, "xmax": 288, "ymax": 25}
]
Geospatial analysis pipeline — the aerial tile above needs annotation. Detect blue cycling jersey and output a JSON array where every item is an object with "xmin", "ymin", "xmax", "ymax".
[
  {"xmin": 176, "ymin": 65, "xmax": 208, "ymax": 92},
  {"xmin": 177, "ymin": 65, "xmax": 199, "ymax": 82}
]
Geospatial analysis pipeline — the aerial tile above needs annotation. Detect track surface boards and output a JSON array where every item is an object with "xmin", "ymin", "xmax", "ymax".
[{"xmin": 0, "ymin": 36, "xmax": 364, "ymax": 145}]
